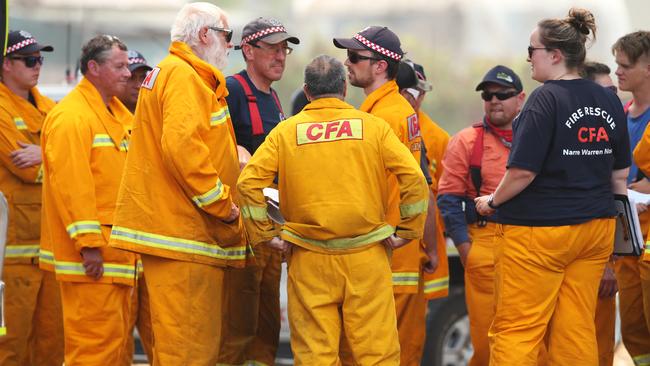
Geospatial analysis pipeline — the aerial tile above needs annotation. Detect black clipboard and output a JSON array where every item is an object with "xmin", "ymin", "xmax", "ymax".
[{"xmin": 614, "ymin": 194, "xmax": 643, "ymax": 256}]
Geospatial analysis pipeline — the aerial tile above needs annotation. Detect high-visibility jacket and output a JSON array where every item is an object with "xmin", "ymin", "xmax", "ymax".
[
  {"xmin": 109, "ymin": 41, "xmax": 247, "ymax": 267},
  {"xmin": 0, "ymin": 83, "xmax": 53, "ymax": 263},
  {"xmin": 360, "ymin": 80, "xmax": 426, "ymax": 293},
  {"xmin": 419, "ymin": 111, "xmax": 450, "ymax": 299},
  {"xmin": 237, "ymin": 97, "xmax": 428, "ymax": 253},
  {"xmin": 632, "ymin": 120, "xmax": 650, "ymax": 259},
  {"xmin": 40, "ymin": 77, "xmax": 136, "ymax": 285}
]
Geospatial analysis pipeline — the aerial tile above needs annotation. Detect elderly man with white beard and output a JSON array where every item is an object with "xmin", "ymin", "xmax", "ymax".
[{"xmin": 108, "ymin": 3, "xmax": 247, "ymax": 365}]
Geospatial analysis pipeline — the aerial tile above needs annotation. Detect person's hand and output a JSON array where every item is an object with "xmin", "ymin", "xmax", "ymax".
[
  {"xmin": 237, "ymin": 145, "xmax": 251, "ymax": 171},
  {"xmin": 475, "ymin": 195, "xmax": 496, "ymax": 216},
  {"xmin": 423, "ymin": 246, "xmax": 438, "ymax": 273},
  {"xmin": 223, "ymin": 203, "xmax": 240, "ymax": 223},
  {"xmin": 637, "ymin": 203, "xmax": 648, "ymax": 214},
  {"xmin": 383, "ymin": 235, "xmax": 410, "ymax": 249},
  {"xmin": 267, "ymin": 237, "xmax": 291, "ymax": 254},
  {"xmin": 9, "ymin": 142, "xmax": 42, "ymax": 168},
  {"xmin": 80, "ymin": 247, "xmax": 104, "ymax": 280},
  {"xmin": 456, "ymin": 242, "xmax": 472, "ymax": 267},
  {"xmin": 629, "ymin": 179, "xmax": 650, "ymax": 194},
  {"xmin": 598, "ymin": 265, "xmax": 618, "ymax": 298}
]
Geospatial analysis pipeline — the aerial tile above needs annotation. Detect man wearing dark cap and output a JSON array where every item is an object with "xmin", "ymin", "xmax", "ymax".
[
  {"xmin": 118, "ymin": 50, "xmax": 152, "ymax": 115},
  {"xmin": 0, "ymin": 29, "xmax": 64, "ymax": 366},
  {"xmin": 437, "ymin": 65, "xmax": 525, "ymax": 366},
  {"xmin": 218, "ymin": 17, "xmax": 299, "ymax": 366},
  {"xmin": 334, "ymin": 26, "xmax": 437, "ymax": 366},
  {"xmin": 395, "ymin": 60, "xmax": 451, "ymax": 366}
]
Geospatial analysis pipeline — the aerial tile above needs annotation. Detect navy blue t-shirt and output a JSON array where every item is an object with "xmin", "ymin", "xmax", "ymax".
[
  {"xmin": 499, "ymin": 79, "xmax": 631, "ymax": 226},
  {"xmin": 226, "ymin": 70, "xmax": 284, "ymax": 154}
]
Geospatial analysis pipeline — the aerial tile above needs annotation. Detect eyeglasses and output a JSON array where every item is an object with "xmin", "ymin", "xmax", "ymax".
[
  {"xmin": 481, "ymin": 90, "xmax": 519, "ymax": 102},
  {"xmin": 527, "ymin": 46, "xmax": 550, "ymax": 58},
  {"xmin": 347, "ymin": 50, "xmax": 381, "ymax": 64},
  {"xmin": 9, "ymin": 55, "xmax": 44, "ymax": 68},
  {"xmin": 208, "ymin": 26, "xmax": 233, "ymax": 43},
  {"xmin": 250, "ymin": 43, "xmax": 293, "ymax": 56},
  {"xmin": 605, "ymin": 85, "xmax": 618, "ymax": 94}
]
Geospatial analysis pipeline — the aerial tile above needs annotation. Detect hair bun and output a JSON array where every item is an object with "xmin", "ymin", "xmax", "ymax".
[{"xmin": 567, "ymin": 8, "xmax": 595, "ymax": 36}]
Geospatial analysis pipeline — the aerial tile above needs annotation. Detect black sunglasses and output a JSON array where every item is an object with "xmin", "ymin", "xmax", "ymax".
[
  {"xmin": 527, "ymin": 46, "xmax": 551, "ymax": 58},
  {"xmin": 347, "ymin": 50, "xmax": 381, "ymax": 64},
  {"xmin": 208, "ymin": 26, "xmax": 233, "ymax": 43},
  {"xmin": 481, "ymin": 90, "xmax": 519, "ymax": 102},
  {"xmin": 9, "ymin": 55, "xmax": 44, "ymax": 68}
]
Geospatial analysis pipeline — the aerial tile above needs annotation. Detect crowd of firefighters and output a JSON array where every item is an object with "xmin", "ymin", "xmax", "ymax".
[{"xmin": 0, "ymin": 1, "xmax": 649, "ymax": 366}]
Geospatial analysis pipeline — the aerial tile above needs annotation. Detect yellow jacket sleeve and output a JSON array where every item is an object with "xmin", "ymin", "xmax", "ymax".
[
  {"xmin": 381, "ymin": 125, "xmax": 429, "ymax": 240},
  {"xmin": 237, "ymin": 128, "xmax": 281, "ymax": 245},
  {"xmin": 634, "ymin": 122, "xmax": 650, "ymax": 176},
  {"xmin": 43, "ymin": 113, "xmax": 103, "ymax": 251},
  {"xmin": 160, "ymin": 69, "xmax": 233, "ymax": 220},
  {"xmin": 0, "ymin": 108, "xmax": 42, "ymax": 183}
]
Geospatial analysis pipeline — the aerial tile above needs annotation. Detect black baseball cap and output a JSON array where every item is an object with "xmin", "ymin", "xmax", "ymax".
[
  {"xmin": 333, "ymin": 26, "xmax": 403, "ymax": 61},
  {"xmin": 127, "ymin": 50, "xmax": 152, "ymax": 73},
  {"xmin": 237, "ymin": 17, "xmax": 299, "ymax": 49},
  {"xmin": 475, "ymin": 65, "xmax": 523, "ymax": 93},
  {"xmin": 5, "ymin": 30, "xmax": 53, "ymax": 55},
  {"xmin": 396, "ymin": 59, "xmax": 432, "ymax": 92}
]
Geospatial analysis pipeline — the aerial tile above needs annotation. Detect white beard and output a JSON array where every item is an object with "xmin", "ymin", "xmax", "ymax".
[{"xmin": 204, "ymin": 37, "xmax": 229, "ymax": 70}]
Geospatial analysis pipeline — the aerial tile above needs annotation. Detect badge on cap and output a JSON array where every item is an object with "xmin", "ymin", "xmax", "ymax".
[{"xmin": 496, "ymin": 72, "xmax": 514, "ymax": 83}]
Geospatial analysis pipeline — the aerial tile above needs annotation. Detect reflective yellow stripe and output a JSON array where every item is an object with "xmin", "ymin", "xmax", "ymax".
[
  {"xmin": 0, "ymin": 327, "xmax": 6, "ymax": 336},
  {"xmin": 54, "ymin": 260, "xmax": 136, "ymax": 279},
  {"xmin": 192, "ymin": 180, "xmax": 224, "ymax": 207},
  {"xmin": 91, "ymin": 134, "xmax": 115, "ymax": 148},
  {"xmin": 424, "ymin": 276, "xmax": 449, "ymax": 294},
  {"xmin": 210, "ymin": 107, "xmax": 230, "ymax": 126},
  {"xmin": 39, "ymin": 249, "xmax": 55, "ymax": 265},
  {"xmin": 14, "ymin": 117, "xmax": 27, "ymax": 130},
  {"xmin": 111, "ymin": 226, "xmax": 246, "ymax": 260},
  {"xmin": 392, "ymin": 272, "xmax": 419, "ymax": 286},
  {"xmin": 241, "ymin": 205, "xmax": 268, "ymax": 221},
  {"xmin": 119, "ymin": 139, "xmax": 129, "ymax": 152},
  {"xmin": 137, "ymin": 259, "xmax": 144, "ymax": 274},
  {"xmin": 399, "ymin": 199, "xmax": 428, "ymax": 218},
  {"xmin": 66, "ymin": 220, "xmax": 101, "ymax": 238},
  {"xmin": 634, "ymin": 353, "xmax": 650, "ymax": 366},
  {"xmin": 35, "ymin": 164, "xmax": 44, "ymax": 183},
  {"xmin": 5, "ymin": 245, "xmax": 40, "ymax": 258},
  {"xmin": 281, "ymin": 225, "xmax": 394, "ymax": 250}
]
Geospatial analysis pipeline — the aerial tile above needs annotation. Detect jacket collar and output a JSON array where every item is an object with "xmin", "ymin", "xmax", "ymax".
[
  {"xmin": 0, "ymin": 82, "xmax": 51, "ymax": 133},
  {"xmin": 359, "ymin": 80, "xmax": 399, "ymax": 113},
  {"xmin": 169, "ymin": 41, "xmax": 228, "ymax": 98},
  {"xmin": 77, "ymin": 77, "xmax": 130, "ymax": 148},
  {"xmin": 303, "ymin": 97, "xmax": 354, "ymax": 111}
]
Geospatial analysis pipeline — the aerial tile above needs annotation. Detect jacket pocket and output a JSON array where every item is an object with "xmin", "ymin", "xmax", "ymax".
[{"xmin": 11, "ymin": 188, "xmax": 41, "ymax": 242}]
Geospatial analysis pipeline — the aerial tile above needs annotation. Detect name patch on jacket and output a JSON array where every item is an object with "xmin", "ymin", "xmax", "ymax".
[
  {"xmin": 141, "ymin": 67, "xmax": 160, "ymax": 90},
  {"xmin": 407, "ymin": 113, "xmax": 420, "ymax": 140},
  {"xmin": 296, "ymin": 119, "xmax": 363, "ymax": 145}
]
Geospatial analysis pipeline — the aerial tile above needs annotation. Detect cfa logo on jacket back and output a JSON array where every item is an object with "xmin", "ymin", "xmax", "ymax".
[{"xmin": 296, "ymin": 119, "xmax": 363, "ymax": 145}]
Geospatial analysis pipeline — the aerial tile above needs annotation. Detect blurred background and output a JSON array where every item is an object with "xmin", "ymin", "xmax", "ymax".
[{"xmin": 7, "ymin": 0, "xmax": 649, "ymax": 133}]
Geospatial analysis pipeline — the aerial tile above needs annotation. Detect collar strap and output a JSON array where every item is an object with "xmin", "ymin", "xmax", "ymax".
[
  {"xmin": 6, "ymin": 38, "xmax": 36, "ymax": 54},
  {"xmin": 353, "ymin": 34, "xmax": 402, "ymax": 61},
  {"xmin": 240, "ymin": 26, "xmax": 286, "ymax": 47}
]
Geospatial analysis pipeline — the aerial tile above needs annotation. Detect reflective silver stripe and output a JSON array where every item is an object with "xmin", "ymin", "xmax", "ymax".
[
  {"xmin": 424, "ymin": 276, "xmax": 449, "ymax": 293},
  {"xmin": 66, "ymin": 220, "xmax": 101, "ymax": 238},
  {"xmin": 241, "ymin": 205, "xmax": 268, "ymax": 221},
  {"xmin": 111, "ymin": 226, "xmax": 246, "ymax": 260},
  {"xmin": 91, "ymin": 134, "xmax": 115, "ymax": 148},
  {"xmin": 399, "ymin": 199, "xmax": 428, "ymax": 218},
  {"xmin": 281, "ymin": 225, "xmax": 394, "ymax": 250},
  {"xmin": 54, "ymin": 260, "xmax": 136, "ymax": 279},
  {"xmin": 39, "ymin": 249, "xmax": 55, "ymax": 265},
  {"xmin": 392, "ymin": 272, "xmax": 419, "ymax": 286},
  {"xmin": 210, "ymin": 107, "xmax": 230, "ymax": 126},
  {"xmin": 192, "ymin": 180, "xmax": 224, "ymax": 207},
  {"xmin": 634, "ymin": 353, "xmax": 650, "ymax": 366},
  {"xmin": 5, "ymin": 245, "xmax": 39, "ymax": 258},
  {"xmin": 14, "ymin": 117, "xmax": 27, "ymax": 130},
  {"xmin": 119, "ymin": 139, "xmax": 129, "ymax": 152}
]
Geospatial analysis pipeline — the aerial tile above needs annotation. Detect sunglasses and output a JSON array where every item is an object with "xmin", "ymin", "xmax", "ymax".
[
  {"xmin": 9, "ymin": 55, "xmax": 44, "ymax": 68},
  {"xmin": 527, "ymin": 46, "xmax": 551, "ymax": 58},
  {"xmin": 208, "ymin": 26, "xmax": 233, "ymax": 43},
  {"xmin": 347, "ymin": 50, "xmax": 381, "ymax": 64},
  {"xmin": 481, "ymin": 90, "xmax": 519, "ymax": 102}
]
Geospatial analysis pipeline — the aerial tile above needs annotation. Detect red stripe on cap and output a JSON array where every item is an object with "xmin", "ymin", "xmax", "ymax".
[
  {"xmin": 129, "ymin": 58, "xmax": 146, "ymax": 64},
  {"xmin": 240, "ymin": 26, "xmax": 286, "ymax": 47},
  {"xmin": 6, "ymin": 39, "xmax": 36, "ymax": 54},
  {"xmin": 353, "ymin": 34, "xmax": 402, "ymax": 61}
]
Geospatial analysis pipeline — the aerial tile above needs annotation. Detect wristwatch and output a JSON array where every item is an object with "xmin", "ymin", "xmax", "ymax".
[{"xmin": 487, "ymin": 194, "xmax": 499, "ymax": 209}]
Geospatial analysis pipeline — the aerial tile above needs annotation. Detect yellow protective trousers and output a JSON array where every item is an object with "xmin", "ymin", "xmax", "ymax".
[
  {"xmin": 141, "ymin": 254, "xmax": 224, "ymax": 366},
  {"xmin": 59, "ymin": 281, "xmax": 131, "ymax": 366},
  {"xmin": 489, "ymin": 218, "xmax": 614, "ymax": 366},
  {"xmin": 219, "ymin": 243, "xmax": 282, "ymax": 366},
  {"xmin": 0, "ymin": 264, "xmax": 63, "ymax": 366},
  {"xmin": 595, "ymin": 295, "xmax": 616, "ymax": 366},
  {"xmin": 613, "ymin": 256, "xmax": 650, "ymax": 365},
  {"xmin": 394, "ymin": 284, "xmax": 428, "ymax": 366},
  {"xmin": 124, "ymin": 273, "xmax": 153, "ymax": 365},
  {"xmin": 288, "ymin": 244, "xmax": 399, "ymax": 366}
]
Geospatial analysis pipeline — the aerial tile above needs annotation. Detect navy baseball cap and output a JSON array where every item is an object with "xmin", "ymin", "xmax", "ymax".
[
  {"xmin": 475, "ymin": 65, "xmax": 523, "ymax": 93},
  {"xmin": 238, "ymin": 17, "xmax": 299, "ymax": 49},
  {"xmin": 6, "ymin": 30, "xmax": 53, "ymax": 55},
  {"xmin": 333, "ymin": 26, "xmax": 403, "ymax": 61},
  {"xmin": 127, "ymin": 50, "xmax": 152, "ymax": 73},
  {"xmin": 396, "ymin": 59, "xmax": 432, "ymax": 92}
]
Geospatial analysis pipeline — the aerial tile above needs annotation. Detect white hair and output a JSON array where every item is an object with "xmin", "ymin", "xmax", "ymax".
[{"xmin": 170, "ymin": 2, "xmax": 227, "ymax": 48}]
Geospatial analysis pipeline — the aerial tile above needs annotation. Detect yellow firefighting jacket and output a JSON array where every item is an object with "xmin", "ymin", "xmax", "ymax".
[
  {"xmin": 237, "ymin": 97, "xmax": 428, "ymax": 253},
  {"xmin": 108, "ymin": 41, "xmax": 247, "ymax": 267},
  {"xmin": 360, "ymin": 80, "xmax": 426, "ymax": 293},
  {"xmin": 0, "ymin": 83, "xmax": 53, "ymax": 263},
  {"xmin": 419, "ymin": 111, "xmax": 451, "ymax": 299},
  {"xmin": 40, "ymin": 77, "xmax": 136, "ymax": 285}
]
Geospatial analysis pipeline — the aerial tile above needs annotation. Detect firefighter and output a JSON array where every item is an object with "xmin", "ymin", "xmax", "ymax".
[
  {"xmin": 40, "ymin": 34, "xmax": 137, "ymax": 365},
  {"xmin": 237, "ymin": 54, "xmax": 429, "ymax": 366},
  {"xmin": 0, "ymin": 29, "xmax": 63, "ymax": 366},
  {"xmin": 108, "ymin": 3, "xmax": 246, "ymax": 365}
]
